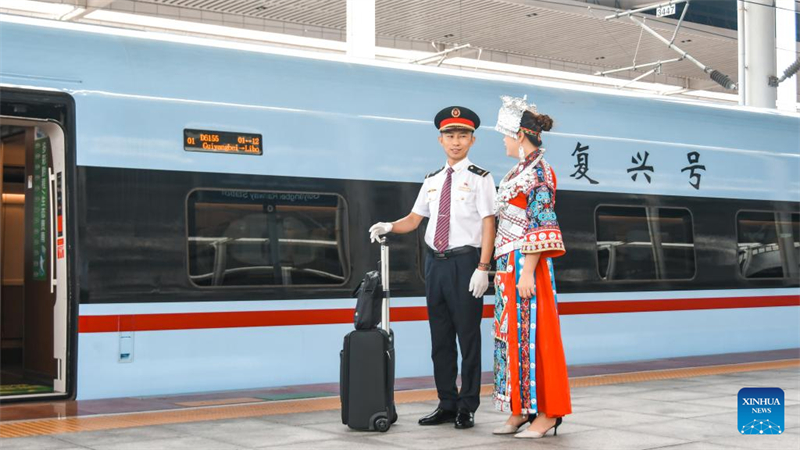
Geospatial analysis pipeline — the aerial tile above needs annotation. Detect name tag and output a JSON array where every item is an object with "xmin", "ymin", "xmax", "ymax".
[
  {"xmin": 427, "ymin": 189, "xmax": 438, "ymax": 202},
  {"xmin": 458, "ymin": 185, "xmax": 472, "ymax": 192}
]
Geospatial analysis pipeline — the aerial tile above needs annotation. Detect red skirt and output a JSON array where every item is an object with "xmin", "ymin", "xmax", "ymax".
[{"xmin": 493, "ymin": 252, "xmax": 572, "ymax": 417}]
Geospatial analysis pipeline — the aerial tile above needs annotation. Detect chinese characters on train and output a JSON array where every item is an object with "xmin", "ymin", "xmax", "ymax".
[
  {"xmin": 681, "ymin": 151, "xmax": 706, "ymax": 190},
  {"xmin": 569, "ymin": 143, "xmax": 706, "ymax": 190},
  {"xmin": 570, "ymin": 142, "xmax": 599, "ymax": 185},
  {"xmin": 627, "ymin": 151, "xmax": 654, "ymax": 183}
]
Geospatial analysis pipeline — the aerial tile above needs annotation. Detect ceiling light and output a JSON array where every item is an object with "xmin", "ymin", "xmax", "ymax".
[
  {"xmin": 0, "ymin": 0, "xmax": 75, "ymax": 16},
  {"xmin": 682, "ymin": 90, "xmax": 739, "ymax": 101},
  {"xmin": 83, "ymin": 10, "xmax": 345, "ymax": 52},
  {"xmin": 1, "ymin": 194, "xmax": 25, "ymax": 205},
  {"xmin": 59, "ymin": 7, "xmax": 87, "ymax": 22}
]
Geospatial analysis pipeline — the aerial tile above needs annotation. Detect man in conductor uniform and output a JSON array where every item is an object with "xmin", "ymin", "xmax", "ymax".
[{"xmin": 369, "ymin": 106, "xmax": 496, "ymax": 429}]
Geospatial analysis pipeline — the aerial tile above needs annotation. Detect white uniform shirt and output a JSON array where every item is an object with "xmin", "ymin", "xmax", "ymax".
[{"xmin": 412, "ymin": 157, "xmax": 496, "ymax": 250}]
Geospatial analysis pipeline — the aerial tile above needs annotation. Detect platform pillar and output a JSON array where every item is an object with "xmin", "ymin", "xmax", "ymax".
[
  {"xmin": 775, "ymin": 0, "xmax": 797, "ymax": 112},
  {"xmin": 741, "ymin": 0, "xmax": 777, "ymax": 108},
  {"xmin": 346, "ymin": 0, "xmax": 375, "ymax": 59}
]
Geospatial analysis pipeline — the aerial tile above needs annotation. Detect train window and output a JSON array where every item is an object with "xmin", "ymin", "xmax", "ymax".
[
  {"xmin": 737, "ymin": 211, "xmax": 799, "ymax": 279},
  {"xmin": 794, "ymin": 213, "xmax": 800, "ymax": 281},
  {"xmin": 656, "ymin": 208, "xmax": 696, "ymax": 279},
  {"xmin": 595, "ymin": 206, "xmax": 695, "ymax": 281},
  {"xmin": 187, "ymin": 189, "xmax": 349, "ymax": 287},
  {"xmin": 794, "ymin": 213, "xmax": 800, "ymax": 250}
]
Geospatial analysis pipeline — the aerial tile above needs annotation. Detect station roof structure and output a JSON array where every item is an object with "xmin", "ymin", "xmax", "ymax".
[{"xmin": 2, "ymin": 0, "xmax": 799, "ymax": 109}]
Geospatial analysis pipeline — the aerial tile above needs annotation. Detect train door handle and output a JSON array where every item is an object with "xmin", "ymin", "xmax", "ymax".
[{"xmin": 48, "ymin": 167, "xmax": 57, "ymax": 293}]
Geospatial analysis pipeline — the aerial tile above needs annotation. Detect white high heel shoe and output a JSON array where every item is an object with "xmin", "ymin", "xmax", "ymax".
[
  {"xmin": 492, "ymin": 414, "xmax": 535, "ymax": 435},
  {"xmin": 514, "ymin": 417, "xmax": 562, "ymax": 439}
]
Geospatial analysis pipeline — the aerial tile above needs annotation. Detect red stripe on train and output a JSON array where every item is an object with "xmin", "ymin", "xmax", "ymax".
[{"xmin": 78, "ymin": 295, "xmax": 799, "ymax": 333}]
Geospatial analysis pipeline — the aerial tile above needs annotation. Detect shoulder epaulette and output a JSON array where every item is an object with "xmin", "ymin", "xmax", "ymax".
[
  {"xmin": 425, "ymin": 167, "xmax": 445, "ymax": 179},
  {"xmin": 468, "ymin": 164, "xmax": 490, "ymax": 177}
]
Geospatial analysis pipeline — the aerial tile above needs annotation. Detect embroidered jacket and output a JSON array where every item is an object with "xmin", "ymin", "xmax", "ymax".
[{"xmin": 494, "ymin": 151, "xmax": 565, "ymax": 259}]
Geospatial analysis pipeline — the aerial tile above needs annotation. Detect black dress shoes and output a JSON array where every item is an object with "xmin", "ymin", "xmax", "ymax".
[
  {"xmin": 454, "ymin": 409, "xmax": 475, "ymax": 429},
  {"xmin": 418, "ymin": 408, "xmax": 457, "ymax": 425}
]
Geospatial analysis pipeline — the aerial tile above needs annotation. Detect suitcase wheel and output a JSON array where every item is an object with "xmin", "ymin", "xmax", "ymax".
[{"xmin": 374, "ymin": 417, "xmax": 390, "ymax": 432}]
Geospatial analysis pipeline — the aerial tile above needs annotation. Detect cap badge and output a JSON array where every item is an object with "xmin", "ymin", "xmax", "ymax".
[{"xmin": 451, "ymin": 108, "xmax": 461, "ymax": 118}]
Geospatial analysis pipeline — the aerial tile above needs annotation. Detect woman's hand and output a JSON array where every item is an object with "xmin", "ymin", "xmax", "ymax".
[
  {"xmin": 517, "ymin": 253, "xmax": 540, "ymax": 299},
  {"xmin": 517, "ymin": 271, "xmax": 535, "ymax": 300}
]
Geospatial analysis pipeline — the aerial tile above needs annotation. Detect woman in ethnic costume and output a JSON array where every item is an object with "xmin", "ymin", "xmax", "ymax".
[{"xmin": 491, "ymin": 96, "xmax": 571, "ymax": 439}]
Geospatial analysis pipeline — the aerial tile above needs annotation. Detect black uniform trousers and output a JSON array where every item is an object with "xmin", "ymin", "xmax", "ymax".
[{"xmin": 424, "ymin": 246, "xmax": 484, "ymax": 413}]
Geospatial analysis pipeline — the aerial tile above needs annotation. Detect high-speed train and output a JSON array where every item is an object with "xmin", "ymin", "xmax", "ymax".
[{"xmin": 0, "ymin": 14, "xmax": 797, "ymax": 402}]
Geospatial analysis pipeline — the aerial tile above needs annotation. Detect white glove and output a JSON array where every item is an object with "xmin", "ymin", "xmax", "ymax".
[
  {"xmin": 369, "ymin": 222, "xmax": 393, "ymax": 243},
  {"xmin": 468, "ymin": 268, "xmax": 490, "ymax": 298}
]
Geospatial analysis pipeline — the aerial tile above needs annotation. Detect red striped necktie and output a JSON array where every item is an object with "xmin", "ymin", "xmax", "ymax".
[{"xmin": 434, "ymin": 167, "xmax": 454, "ymax": 253}]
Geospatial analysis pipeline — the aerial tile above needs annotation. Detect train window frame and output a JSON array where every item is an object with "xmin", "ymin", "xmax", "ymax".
[
  {"xmin": 184, "ymin": 187, "xmax": 351, "ymax": 289},
  {"xmin": 734, "ymin": 209, "xmax": 799, "ymax": 281},
  {"xmin": 593, "ymin": 204, "xmax": 698, "ymax": 282}
]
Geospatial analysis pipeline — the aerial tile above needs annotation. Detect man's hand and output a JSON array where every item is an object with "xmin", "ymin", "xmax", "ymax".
[
  {"xmin": 468, "ymin": 268, "xmax": 489, "ymax": 298},
  {"xmin": 369, "ymin": 222, "xmax": 393, "ymax": 243}
]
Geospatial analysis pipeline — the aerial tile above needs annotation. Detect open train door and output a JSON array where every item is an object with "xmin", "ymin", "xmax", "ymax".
[{"xmin": 0, "ymin": 116, "xmax": 68, "ymax": 399}]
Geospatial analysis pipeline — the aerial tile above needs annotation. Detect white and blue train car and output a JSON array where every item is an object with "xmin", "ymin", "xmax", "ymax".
[{"xmin": 0, "ymin": 14, "xmax": 798, "ymax": 401}]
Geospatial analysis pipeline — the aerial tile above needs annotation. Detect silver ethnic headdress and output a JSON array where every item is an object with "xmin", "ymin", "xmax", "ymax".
[{"xmin": 494, "ymin": 95, "xmax": 538, "ymax": 138}]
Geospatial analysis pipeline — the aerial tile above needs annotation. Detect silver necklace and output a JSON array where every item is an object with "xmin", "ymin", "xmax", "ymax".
[{"xmin": 496, "ymin": 148, "xmax": 546, "ymax": 205}]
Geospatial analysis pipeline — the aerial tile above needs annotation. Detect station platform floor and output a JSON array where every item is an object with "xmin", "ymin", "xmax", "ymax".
[{"xmin": 1, "ymin": 349, "xmax": 798, "ymax": 449}]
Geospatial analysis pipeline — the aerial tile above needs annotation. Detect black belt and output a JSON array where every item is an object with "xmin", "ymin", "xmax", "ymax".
[{"xmin": 430, "ymin": 246, "xmax": 478, "ymax": 260}]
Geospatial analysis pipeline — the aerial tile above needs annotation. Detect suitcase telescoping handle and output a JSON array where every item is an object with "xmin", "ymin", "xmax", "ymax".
[{"xmin": 379, "ymin": 236, "xmax": 390, "ymax": 332}]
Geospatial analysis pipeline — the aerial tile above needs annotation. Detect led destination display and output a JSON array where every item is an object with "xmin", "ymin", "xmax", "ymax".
[{"xmin": 184, "ymin": 129, "xmax": 262, "ymax": 155}]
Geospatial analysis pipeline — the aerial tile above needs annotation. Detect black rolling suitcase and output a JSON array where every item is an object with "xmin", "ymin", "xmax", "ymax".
[{"xmin": 340, "ymin": 237, "xmax": 398, "ymax": 432}]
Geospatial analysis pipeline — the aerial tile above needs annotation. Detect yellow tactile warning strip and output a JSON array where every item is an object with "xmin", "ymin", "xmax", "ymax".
[
  {"xmin": 1, "ymin": 359, "xmax": 797, "ymax": 439},
  {"xmin": 0, "ymin": 396, "xmax": 343, "ymax": 438}
]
